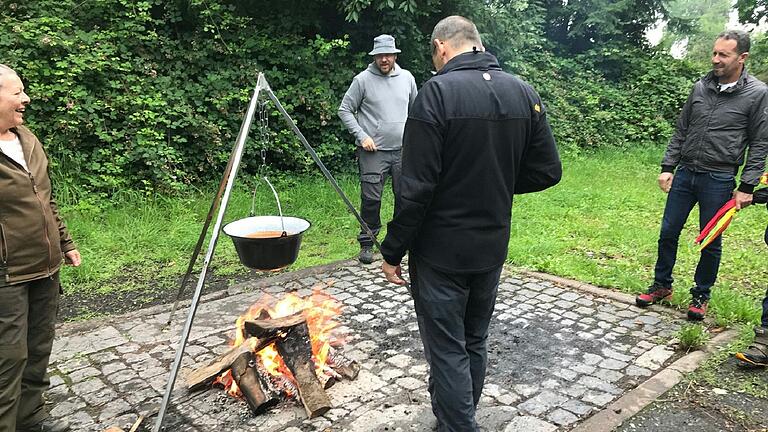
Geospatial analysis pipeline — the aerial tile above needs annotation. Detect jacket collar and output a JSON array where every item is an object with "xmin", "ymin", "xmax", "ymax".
[
  {"xmin": 9, "ymin": 126, "xmax": 35, "ymax": 168},
  {"xmin": 437, "ymin": 51, "xmax": 502, "ymax": 75},
  {"xmin": 703, "ymin": 66, "xmax": 750, "ymax": 93}
]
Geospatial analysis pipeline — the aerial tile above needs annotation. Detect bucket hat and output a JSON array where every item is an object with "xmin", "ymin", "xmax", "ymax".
[{"xmin": 369, "ymin": 34, "xmax": 401, "ymax": 55}]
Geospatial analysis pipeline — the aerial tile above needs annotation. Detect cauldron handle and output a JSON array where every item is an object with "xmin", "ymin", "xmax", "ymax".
[{"xmin": 262, "ymin": 176, "xmax": 287, "ymax": 236}]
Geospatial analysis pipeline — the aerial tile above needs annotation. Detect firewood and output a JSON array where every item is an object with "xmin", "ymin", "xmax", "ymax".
[
  {"xmin": 276, "ymin": 321, "xmax": 331, "ymax": 418},
  {"xmin": 231, "ymin": 351, "xmax": 280, "ymax": 414},
  {"xmin": 329, "ymin": 347, "xmax": 360, "ymax": 380},
  {"xmin": 185, "ymin": 336, "xmax": 278, "ymax": 391},
  {"xmin": 243, "ymin": 312, "xmax": 306, "ymax": 338},
  {"xmin": 128, "ymin": 415, "xmax": 144, "ymax": 432}
]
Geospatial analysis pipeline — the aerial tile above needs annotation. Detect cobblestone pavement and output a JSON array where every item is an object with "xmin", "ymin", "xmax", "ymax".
[{"xmin": 48, "ymin": 261, "xmax": 682, "ymax": 432}]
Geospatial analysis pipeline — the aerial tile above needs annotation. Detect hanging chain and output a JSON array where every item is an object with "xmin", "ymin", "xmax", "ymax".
[
  {"xmin": 258, "ymin": 100, "xmax": 270, "ymax": 176},
  {"xmin": 251, "ymin": 100, "xmax": 271, "ymax": 217}
]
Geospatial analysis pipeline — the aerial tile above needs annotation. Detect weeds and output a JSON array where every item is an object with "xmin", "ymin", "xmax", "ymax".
[{"xmin": 677, "ymin": 323, "xmax": 711, "ymax": 351}]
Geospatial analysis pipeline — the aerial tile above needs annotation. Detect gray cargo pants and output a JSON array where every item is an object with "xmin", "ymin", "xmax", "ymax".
[
  {"xmin": 0, "ymin": 273, "xmax": 60, "ymax": 432},
  {"xmin": 357, "ymin": 148, "xmax": 401, "ymax": 247},
  {"xmin": 408, "ymin": 254, "xmax": 502, "ymax": 432}
]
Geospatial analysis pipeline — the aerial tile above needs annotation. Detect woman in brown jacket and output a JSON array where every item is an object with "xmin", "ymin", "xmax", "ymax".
[{"xmin": 0, "ymin": 64, "xmax": 81, "ymax": 432}]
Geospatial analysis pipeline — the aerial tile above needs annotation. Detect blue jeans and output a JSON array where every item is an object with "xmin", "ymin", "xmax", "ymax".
[{"xmin": 654, "ymin": 167, "xmax": 735, "ymax": 300}]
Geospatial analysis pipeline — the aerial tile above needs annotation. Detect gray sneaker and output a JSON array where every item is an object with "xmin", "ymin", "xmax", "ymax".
[{"xmin": 359, "ymin": 246, "xmax": 374, "ymax": 264}]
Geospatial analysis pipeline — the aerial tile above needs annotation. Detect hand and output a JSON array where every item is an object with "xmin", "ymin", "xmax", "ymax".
[
  {"xmin": 658, "ymin": 173, "xmax": 674, "ymax": 193},
  {"xmin": 64, "ymin": 250, "xmax": 82, "ymax": 267},
  {"xmin": 733, "ymin": 190, "xmax": 753, "ymax": 210},
  {"xmin": 382, "ymin": 261, "xmax": 406, "ymax": 286},
  {"xmin": 361, "ymin": 137, "xmax": 377, "ymax": 152}
]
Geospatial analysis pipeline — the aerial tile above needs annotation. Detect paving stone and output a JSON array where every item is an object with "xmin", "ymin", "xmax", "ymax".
[
  {"xmin": 582, "ymin": 390, "xmax": 616, "ymax": 407},
  {"xmin": 98, "ymin": 398, "xmax": 132, "ymax": 422},
  {"xmin": 71, "ymin": 377, "xmax": 107, "ymax": 396},
  {"xmin": 561, "ymin": 399, "xmax": 593, "ymax": 416},
  {"xmin": 476, "ymin": 405, "xmax": 517, "ymax": 430},
  {"xmin": 577, "ymin": 376, "xmax": 622, "ymax": 394},
  {"xmin": 626, "ymin": 365, "xmax": 653, "ymax": 377},
  {"xmin": 503, "ymin": 416, "xmax": 557, "ymax": 432},
  {"xmin": 45, "ymin": 266, "xmax": 687, "ymax": 431},
  {"xmin": 548, "ymin": 408, "xmax": 579, "ymax": 425},
  {"xmin": 395, "ymin": 376, "xmax": 424, "ymax": 391},
  {"xmin": 386, "ymin": 354, "xmax": 413, "ymax": 369},
  {"xmin": 517, "ymin": 391, "xmax": 568, "ymax": 415},
  {"xmin": 635, "ymin": 345, "xmax": 675, "ymax": 369},
  {"xmin": 599, "ymin": 358, "xmax": 629, "ymax": 370}
]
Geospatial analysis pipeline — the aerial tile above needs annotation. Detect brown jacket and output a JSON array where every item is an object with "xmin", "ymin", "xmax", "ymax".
[{"xmin": 0, "ymin": 125, "xmax": 75, "ymax": 284}]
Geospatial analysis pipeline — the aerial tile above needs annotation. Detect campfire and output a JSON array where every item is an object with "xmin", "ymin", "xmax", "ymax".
[{"xmin": 184, "ymin": 288, "xmax": 360, "ymax": 418}]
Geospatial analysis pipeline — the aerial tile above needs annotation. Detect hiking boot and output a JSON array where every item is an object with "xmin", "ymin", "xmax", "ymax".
[
  {"xmin": 687, "ymin": 296, "xmax": 708, "ymax": 321},
  {"xmin": 735, "ymin": 326, "xmax": 768, "ymax": 367},
  {"xmin": 358, "ymin": 246, "xmax": 374, "ymax": 264},
  {"xmin": 636, "ymin": 284, "xmax": 672, "ymax": 307},
  {"xmin": 17, "ymin": 417, "xmax": 70, "ymax": 432}
]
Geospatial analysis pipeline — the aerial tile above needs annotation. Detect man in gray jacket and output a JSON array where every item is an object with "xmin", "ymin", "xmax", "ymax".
[
  {"xmin": 636, "ymin": 30, "xmax": 768, "ymax": 320},
  {"xmin": 338, "ymin": 34, "xmax": 418, "ymax": 264}
]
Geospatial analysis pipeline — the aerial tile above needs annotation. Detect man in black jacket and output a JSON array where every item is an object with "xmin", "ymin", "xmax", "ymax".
[
  {"xmin": 380, "ymin": 16, "xmax": 561, "ymax": 431},
  {"xmin": 636, "ymin": 30, "xmax": 768, "ymax": 321}
]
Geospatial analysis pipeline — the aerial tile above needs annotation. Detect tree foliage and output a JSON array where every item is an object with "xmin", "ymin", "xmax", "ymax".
[
  {"xmin": 0, "ymin": 0, "xmax": 697, "ymax": 195},
  {"xmin": 542, "ymin": 0, "xmax": 668, "ymax": 53}
]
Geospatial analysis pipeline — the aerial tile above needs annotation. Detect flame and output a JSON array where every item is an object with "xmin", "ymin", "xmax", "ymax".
[{"xmin": 216, "ymin": 287, "xmax": 345, "ymax": 398}]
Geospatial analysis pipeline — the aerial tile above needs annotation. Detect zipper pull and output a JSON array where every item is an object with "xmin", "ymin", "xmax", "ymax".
[{"xmin": 29, "ymin": 174, "xmax": 38, "ymax": 193}]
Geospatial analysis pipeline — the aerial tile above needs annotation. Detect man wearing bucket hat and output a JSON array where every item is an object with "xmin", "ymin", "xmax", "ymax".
[{"xmin": 338, "ymin": 34, "xmax": 418, "ymax": 264}]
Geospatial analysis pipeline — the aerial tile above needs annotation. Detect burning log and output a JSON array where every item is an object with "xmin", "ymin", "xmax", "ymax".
[
  {"xmin": 276, "ymin": 320, "xmax": 332, "ymax": 418},
  {"xmin": 185, "ymin": 336, "xmax": 278, "ymax": 391},
  {"xmin": 230, "ymin": 351, "xmax": 280, "ymax": 414},
  {"xmin": 243, "ymin": 312, "xmax": 306, "ymax": 339}
]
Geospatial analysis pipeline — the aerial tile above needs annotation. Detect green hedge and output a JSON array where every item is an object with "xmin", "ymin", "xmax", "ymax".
[{"xmin": 0, "ymin": 0, "xmax": 703, "ymax": 195}]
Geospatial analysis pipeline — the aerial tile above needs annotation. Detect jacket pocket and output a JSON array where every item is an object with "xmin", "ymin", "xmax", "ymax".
[{"xmin": 371, "ymin": 121, "xmax": 406, "ymax": 149}]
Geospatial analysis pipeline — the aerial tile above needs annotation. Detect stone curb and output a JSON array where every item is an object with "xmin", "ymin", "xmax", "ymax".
[
  {"xmin": 56, "ymin": 257, "xmax": 358, "ymax": 335},
  {"xmin": 570, "ymin": 328, "xmax": 739, "ymax": 432}
]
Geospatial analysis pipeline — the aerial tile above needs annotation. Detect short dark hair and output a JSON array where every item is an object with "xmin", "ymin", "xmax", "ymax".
[{"xmin": 717, "ymin": 30, "xmax": 750, "ymax": 54}]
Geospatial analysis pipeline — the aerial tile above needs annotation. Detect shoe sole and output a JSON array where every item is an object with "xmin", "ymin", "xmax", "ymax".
[
  {"xmin": 686, "ymin": 313, "xmax": 705, "ymax": 321},
  {"xmin": 735, "ymin": 352, "xmax": 768, "ymax": 367}
]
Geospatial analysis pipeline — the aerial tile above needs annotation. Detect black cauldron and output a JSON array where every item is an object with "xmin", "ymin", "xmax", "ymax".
[{"xmin": 223, "ymin": 216, "xmax": 310, "ymax": 270}]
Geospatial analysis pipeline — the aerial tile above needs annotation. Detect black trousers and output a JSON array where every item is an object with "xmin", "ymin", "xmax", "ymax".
[
  {"xmin": 0, "ymin": 273, "xmax": 60, "ymax": 431},
  {"xmin": 408, "ymin": 254, "xmax": 502, "ymax": 432}
]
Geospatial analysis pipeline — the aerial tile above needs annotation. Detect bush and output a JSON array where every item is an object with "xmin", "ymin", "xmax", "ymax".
[
  {"xmin": 0, "ymin": 0, "xmax": 703, "ymax": 195},
  {"xmin": 513, "ymin": 45, "xmax": 703, "ymax": 151},
  {"xmin": 0, "ymin": 0, "xmax": 363, "ymax": 195}
]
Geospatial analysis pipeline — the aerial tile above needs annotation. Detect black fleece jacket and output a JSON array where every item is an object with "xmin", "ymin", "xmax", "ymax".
[{"xmin": 380, "ymin": 51, "xmax": 562, "ymax": 273}]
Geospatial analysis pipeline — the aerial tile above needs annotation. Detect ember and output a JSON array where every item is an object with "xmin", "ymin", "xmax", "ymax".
[{"xmin": 185, "ymin": 287, "xmax": 360, "ymax": 418}]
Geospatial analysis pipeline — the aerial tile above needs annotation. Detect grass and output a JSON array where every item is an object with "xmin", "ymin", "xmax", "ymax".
[
  {"xmin": 58, "ymin": 145, "xmax": 768, "ymax": 325},
  {"xmin": 676, "ymin": 323, "xmax": 710, "ymax": 351}
]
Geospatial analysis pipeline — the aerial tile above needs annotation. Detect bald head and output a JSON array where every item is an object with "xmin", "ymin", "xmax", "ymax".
[{"xmin": 430, "ymin": 16, "xmax": 483, "ymax": 54}]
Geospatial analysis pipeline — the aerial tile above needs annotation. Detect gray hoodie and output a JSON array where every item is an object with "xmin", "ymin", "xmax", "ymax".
[{"xmin": 338, "ymin": 63, "xmax": 418, "ymax": 151}]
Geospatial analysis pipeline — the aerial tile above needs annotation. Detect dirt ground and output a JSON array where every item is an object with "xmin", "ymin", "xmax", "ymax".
[{"xmin": 615, "ymin": 339, "xmax": 768, "ymax": 432}]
